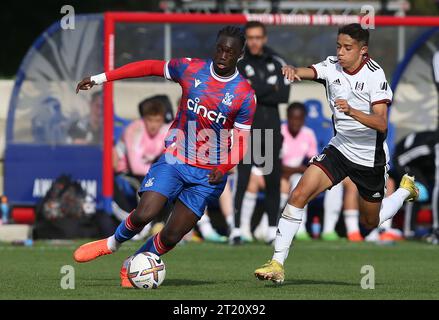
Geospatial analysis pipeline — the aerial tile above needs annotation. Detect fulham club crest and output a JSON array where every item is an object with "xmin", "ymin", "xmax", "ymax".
[{"xmin": 355, "ymin": 82, "xmax": 364, "ymax": 91}]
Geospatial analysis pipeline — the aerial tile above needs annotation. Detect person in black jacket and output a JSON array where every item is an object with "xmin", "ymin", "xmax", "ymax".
[
  {"xmin": 231, "ymin": 21, "xmax": 290, "ymax": 244},
  {"xmin": 392, "ymin": 130, "xmax": 438, "ymax": 242}
]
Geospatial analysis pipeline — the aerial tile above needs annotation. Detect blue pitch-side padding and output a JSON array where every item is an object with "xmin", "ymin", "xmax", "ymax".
[
  {"xmin": 3, "ymin": 113, "xmax": 130, "ymax": 210},
  {"xmin": 4, "ymin": 144, "xmax": 103, "ymax": 209}
]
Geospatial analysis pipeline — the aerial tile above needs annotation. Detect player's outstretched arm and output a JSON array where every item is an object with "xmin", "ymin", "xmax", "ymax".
[
  {"xmin": 76, "ymin": 60, "xmax": 166, "ymax": 93},
  {"xmin": 282, "ymin": 65, "xmax": 316, "ymax": 82}
]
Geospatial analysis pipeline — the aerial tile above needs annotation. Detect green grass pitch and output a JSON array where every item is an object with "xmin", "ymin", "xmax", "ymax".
[{"xmin": 1, "ymin": 240, "xmax": 439, "ymax": 299}]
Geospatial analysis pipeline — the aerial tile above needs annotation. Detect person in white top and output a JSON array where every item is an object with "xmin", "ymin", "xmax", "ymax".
[{"xmin": 254, "ymin": 23, "xmax": 419, "ymax": 284}]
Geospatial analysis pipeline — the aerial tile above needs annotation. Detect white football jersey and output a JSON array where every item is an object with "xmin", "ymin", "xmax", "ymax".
[{"xmin": 311, "ymin": 55, "xmax": 393, "ymax": 168}]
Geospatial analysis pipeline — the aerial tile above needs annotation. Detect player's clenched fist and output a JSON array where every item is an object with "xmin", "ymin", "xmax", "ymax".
[
  {"xmin": 76, "ymin": 76, "xmax": 96, "ymax": 93},
  {"xmin": 335, "ymin": 99, "xmax": 352, "ymax": 115},
  {"xmin": 282, "ymin": 65, "xmax": 301, "ymax": 82}
]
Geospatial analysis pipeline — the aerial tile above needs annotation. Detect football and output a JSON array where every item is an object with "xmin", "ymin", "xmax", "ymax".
[{"xmin": 127, "ymin": 252, "xmax": 166, "ymax": 289}]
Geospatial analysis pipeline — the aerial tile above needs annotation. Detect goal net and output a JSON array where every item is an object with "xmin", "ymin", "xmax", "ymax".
[{"xmin": 5, "ymin": 12, "xmax": 439, "ymax": 210}]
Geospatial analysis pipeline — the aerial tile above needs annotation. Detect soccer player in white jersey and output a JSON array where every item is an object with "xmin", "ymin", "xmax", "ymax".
[{"xmin": 254, "ymin": 23, "xmax": 419, "ymax": 283}]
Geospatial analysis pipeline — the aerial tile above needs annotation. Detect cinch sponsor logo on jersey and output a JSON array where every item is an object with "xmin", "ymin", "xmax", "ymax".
[{"xmin": 187, "ymin": 97, "xmax": 227, "ymax": 124}]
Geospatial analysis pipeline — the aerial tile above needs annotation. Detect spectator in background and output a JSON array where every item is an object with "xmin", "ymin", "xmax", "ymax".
[
  {"xmin": 240, "ymin": 102, "xmax": 317, "ymax": 243},
  {"xmin": 232, "ymin": 20, "xmax": 290, "ymax": 244},
  {"xmin": 112, "ymin": 98, "xmax": 170, "ymax": 237},
  {"xmin": 68, "ymin": 91, "xmax": 102, "ymax": 144},
  {"xmin": 391, "ymin": 131, "xmax": 438, "ymax": 242},
  {"xmin": 115, "ymin": 98, "xmax": 169, "ymax": 180},
  {"xmin": 279, "ymin": 102, "xmax": 318, "ymax": 240},
  {"xmin": 138, "ymin": 94, "xmax": 175, "ymax": 125}
]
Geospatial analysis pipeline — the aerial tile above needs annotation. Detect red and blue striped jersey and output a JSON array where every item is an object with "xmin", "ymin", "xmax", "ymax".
[{"xmin": 163, "ymin": 57, "xmax": 256, "ymax": 169}]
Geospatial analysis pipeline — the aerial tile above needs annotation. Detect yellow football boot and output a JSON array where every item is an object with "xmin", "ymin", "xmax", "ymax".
[
  {"xmin": 254, "ymin": 260, "xmax": 284, "ymax": 284},
  {"xmin": 399, "ymin": 174, "xmax": 419, "ymax": 202}
]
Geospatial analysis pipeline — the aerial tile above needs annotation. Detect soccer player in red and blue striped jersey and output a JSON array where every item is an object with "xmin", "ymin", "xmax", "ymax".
[{"xmin": 73, "ymin": 26, "xmax": 256, "ymax": 287}]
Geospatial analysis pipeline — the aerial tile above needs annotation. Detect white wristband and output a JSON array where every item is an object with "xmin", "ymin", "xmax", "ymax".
[{"xmin": 90, "ymin": 73, "xmax": 107, "ymax": 85}]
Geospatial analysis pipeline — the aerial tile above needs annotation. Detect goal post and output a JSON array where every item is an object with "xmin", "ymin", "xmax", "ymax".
[{"xmin": 102, "ymin": 12, "xmax": 439, "ymax": 212}]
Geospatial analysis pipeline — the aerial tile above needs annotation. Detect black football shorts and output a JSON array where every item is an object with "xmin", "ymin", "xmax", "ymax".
[{"xmin": 310, "ymin": 145, "xmax": 388, "ymax": 202}]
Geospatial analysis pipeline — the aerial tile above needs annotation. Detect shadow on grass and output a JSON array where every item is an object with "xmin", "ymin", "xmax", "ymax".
[
  {"xmin": 164, "ymin": 279, "xmax": 216, "ymax": 287},
  {"xmin": 267, "ymin": 279, "xmax": 358, "ymax": 287},
  {"xmin": 78, "ymin": 278, "xmax": 215, "ymax": 289},
  {"xmin": 82, "ymin": 280, "xmax": 119, "ymax": 288}
]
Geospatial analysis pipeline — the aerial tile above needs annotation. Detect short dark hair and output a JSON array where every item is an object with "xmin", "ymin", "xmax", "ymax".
[
  {"xmin": 287, "ymin": 102, "xmax": 307, "ymax": 116},
  {"xmin": 338, "ymin": 23, "xmax": 369, "ymax": 46},
  {"xmin": 138, "ymin": 98, "xmax": 166, "ymax": 118},
  {"xmin": 217, "ymin": 26, "xmax": 246, "ymax": 50},
  {"xmin": 244, "ymin": 21, "xmax": 266, "ymax": 35}
]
